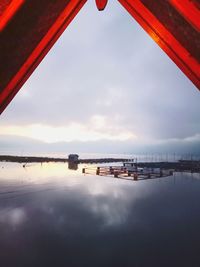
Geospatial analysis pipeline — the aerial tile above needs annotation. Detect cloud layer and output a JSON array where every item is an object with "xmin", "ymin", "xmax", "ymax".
[{"xmin": 0, "ymin": 1, "xmax": 199, "ymax": 153}]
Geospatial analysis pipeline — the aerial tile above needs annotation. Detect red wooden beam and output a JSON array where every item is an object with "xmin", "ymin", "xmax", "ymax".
[
  {"xmin": 0, "ymin": 0, "xmax": 24, "ymax": 31},
  {"xmin": 118, "ymin": 0, "xmax": 200, "ymax": 90},
  {"xmin": 169, "ymin": 0, "xmax": 200, "ymax": 32},
  {"xmin": 0, "ymin": 0, "xmax": 87, "ymax": 114}
]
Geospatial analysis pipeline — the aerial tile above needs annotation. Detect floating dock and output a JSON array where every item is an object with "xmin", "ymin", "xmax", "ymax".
[
  {"xmin": 82, "ymin": 162, "xmax": 174, "ymax": 182},
  {"xmin": 82, "ymin": 159, "xmax": 200, "ymax": 182}
]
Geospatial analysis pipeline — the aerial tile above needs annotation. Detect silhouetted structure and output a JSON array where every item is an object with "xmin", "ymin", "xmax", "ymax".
[
  {"xmin": 68, "ymin": 154, "xmax": 79, "ymax": 163},
  {"xmin": 68, "ymin": 162, "xmax": 78, "ymax": 171}
]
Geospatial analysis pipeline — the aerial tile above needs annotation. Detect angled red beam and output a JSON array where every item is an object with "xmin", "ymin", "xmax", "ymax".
[
  {"xmin": 0, "ymin": 0, "xmax": 24, "ymax": 31},
  {"xmin": 169, "ymin": 0, "xmax": 200, "ymax": 32},
  {"xmin": 118, "ymin": 0, "xmax": 200, "ymax": 90},
  {"xmin": 0, "ymin": 0, "xmax": 12, "ymax": 15},
  {"xmin": 0, "ymin": 0, "xmax": 87, "ymax": 114}
]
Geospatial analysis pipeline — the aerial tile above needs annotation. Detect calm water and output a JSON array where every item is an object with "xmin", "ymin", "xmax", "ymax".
[{"xmin": 0, "ymin": 162, "xmax": 200, "ymax": 267}]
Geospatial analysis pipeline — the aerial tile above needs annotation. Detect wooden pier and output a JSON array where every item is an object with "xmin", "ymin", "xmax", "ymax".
[
  {"xmin": 82, "ymin": 159, "xmax": 200, "ymax": 182},
  {"xmin": 82, "ymin": 165, "xmax": 174, "ymax": 181}
]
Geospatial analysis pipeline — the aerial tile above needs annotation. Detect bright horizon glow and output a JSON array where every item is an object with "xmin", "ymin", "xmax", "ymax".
[{"xmin": 0, "ymin": 122, "xmax": 136, "ymax": 143}]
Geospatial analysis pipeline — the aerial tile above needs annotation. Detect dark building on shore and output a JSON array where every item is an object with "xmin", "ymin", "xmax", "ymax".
[{"xmin": 68, "ymin": 154, "xmax": 79, "ymax": 162}]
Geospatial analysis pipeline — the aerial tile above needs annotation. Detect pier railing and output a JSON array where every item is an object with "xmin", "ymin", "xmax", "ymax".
[{"xmin": 82, "ymin": 165, "xmax": 173, "ymax": 181}]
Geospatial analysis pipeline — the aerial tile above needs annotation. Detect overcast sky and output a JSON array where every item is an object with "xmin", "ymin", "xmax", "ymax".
[{"xmin": 0, "ymin": 1, "xmax": 200, "ymax": 154}]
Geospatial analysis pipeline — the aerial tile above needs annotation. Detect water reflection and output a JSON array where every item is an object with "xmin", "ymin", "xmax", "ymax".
[
  {"xmin": 0, "ymin": 163, "xmax": 200, "ymax": 266},
  {"xmin": 68, "ymin": 161, "xmax": 78, "ymax": 170}
]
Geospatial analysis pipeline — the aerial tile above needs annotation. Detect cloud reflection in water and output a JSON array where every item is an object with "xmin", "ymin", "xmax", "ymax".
[{"xmin": 0, "ymin": 163, "xmax": 200, "ymax": 266}]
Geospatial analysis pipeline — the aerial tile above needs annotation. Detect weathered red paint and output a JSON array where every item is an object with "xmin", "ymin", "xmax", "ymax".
[
  {"xmin": 0, "ymin": 0, "xmax": 199, "ymax": 114},
  {"xmin": 95, "ymin": 0, "xmax": 108, "ymax": 11},
  {"xmin": 0, "ymin": 0, "xmax": 87, "ymax": 114},
  {"xmin": 169, "ymin": 0, "xmax": 200, "ymax": 31},
  {"xmin": 118, "ymin": 0, "xmax": 200, "ymax": 90},
  {"xmin": 0, "ymin": 0, "xmax": 24, "ymax": 31}
]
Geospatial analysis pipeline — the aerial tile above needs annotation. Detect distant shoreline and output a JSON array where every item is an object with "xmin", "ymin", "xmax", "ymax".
[
  {"xmin": 1, "ymin": 155, "xmax": 200, "ymax": 172},
  {"xmin": 0, "ymin": 155, "xmax": 127, "ymax": 164}
]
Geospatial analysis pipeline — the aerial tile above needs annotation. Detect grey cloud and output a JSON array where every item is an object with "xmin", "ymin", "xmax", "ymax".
[{"xmin": 0, "ymin": 135, "xmax": 200, "ymax": 157}]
